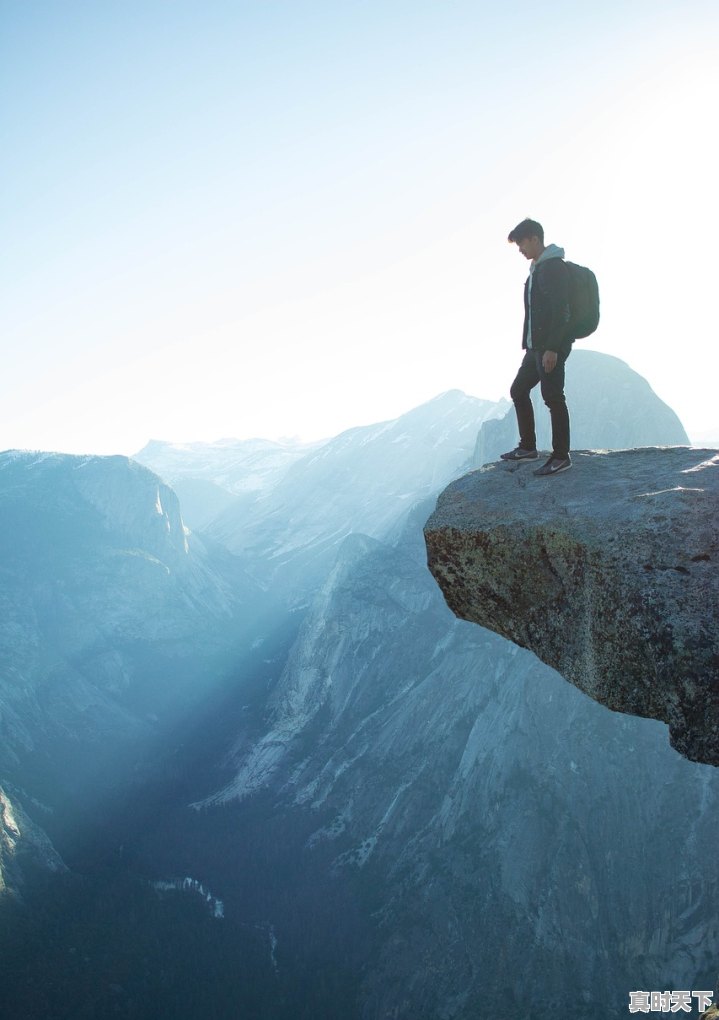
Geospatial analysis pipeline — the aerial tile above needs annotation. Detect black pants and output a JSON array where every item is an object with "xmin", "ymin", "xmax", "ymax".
[{"xmin": 510, "ymin": 348, "xmax": 571, "ymax": 459}]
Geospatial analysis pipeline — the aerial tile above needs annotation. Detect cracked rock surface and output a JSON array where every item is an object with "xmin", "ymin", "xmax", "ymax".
[{"xmin": 424, "ymin": 448, "xmax": 719, "ymax": 766}]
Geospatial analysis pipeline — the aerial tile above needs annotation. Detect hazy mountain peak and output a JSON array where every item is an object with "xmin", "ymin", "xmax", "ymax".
[
  {"xmin": 475, "ymin": 349, "xmax": 688, "ymax": 466},
  {"xmin": 208, "ymin": 390, "xmax": 507, "ymax": 600}
]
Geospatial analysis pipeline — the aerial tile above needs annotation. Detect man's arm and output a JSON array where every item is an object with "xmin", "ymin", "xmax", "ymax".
[{"xmin": 541, "ymin": 260, "xmax": 570, "ymax": 372}]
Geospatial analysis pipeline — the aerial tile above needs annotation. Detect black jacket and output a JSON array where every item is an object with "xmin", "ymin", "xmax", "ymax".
[{"xmin": 522, "ymin": 254, "xmax": 571, "ymax": 354}]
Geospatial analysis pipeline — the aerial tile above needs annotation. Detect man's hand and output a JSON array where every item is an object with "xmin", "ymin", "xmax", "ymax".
[{"xmin": 542, "ymin": 350, "xmax": 557, "ymax": 373}]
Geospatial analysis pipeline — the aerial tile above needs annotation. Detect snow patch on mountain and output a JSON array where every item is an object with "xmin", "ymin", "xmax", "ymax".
[
  {"xmin": 152, "ymin": 876, "xmax": 224, "ymax": 919},
  {"xmin": 0, "ymin": 786, "xmax": 65, "ymax": 894}
]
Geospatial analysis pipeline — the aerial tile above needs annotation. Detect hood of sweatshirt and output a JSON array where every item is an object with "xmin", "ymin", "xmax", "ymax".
[{"xmin": 530, "ymin": 243, "xmax": 565, "ymax": 273}]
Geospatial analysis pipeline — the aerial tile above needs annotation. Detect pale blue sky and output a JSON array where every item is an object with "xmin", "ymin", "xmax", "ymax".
[{"xmin": 2, "ymin": 0, "xmax": 718, "ymax": 453}]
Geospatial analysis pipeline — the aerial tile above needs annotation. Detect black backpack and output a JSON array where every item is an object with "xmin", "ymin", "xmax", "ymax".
[{"xmin": 565, "ymin": 261, "xmax": 600, "ymax": 339}]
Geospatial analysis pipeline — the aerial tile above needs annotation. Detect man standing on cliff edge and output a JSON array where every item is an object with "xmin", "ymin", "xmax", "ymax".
[{"xmin": 502, "ymin": 218, "xmax": 573, "ymax": 476}]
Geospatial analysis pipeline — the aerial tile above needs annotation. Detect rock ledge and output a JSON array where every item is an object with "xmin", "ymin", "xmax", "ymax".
[{"xmin": 424, "ymin": 448, "xmax": 719, "ymax": 766}]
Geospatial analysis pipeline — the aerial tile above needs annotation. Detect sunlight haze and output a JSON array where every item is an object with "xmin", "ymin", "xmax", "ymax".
[{"xmin": 2, "ymin": 0, "xmax": 718, "ymax": 454}]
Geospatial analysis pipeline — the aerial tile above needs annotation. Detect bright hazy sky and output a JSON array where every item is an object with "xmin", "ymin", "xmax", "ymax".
[{"xmin": 2, "ymin": 0, "xmax": 718, "ymax": 455}]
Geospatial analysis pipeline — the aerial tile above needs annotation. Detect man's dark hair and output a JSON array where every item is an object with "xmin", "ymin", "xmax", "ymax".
[{"xmin": 508, "ymin": 218, "xmax": 544, "ymax": 244}]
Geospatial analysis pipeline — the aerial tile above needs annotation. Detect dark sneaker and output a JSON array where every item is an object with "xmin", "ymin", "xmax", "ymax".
[
  {"xmin": 533, "ymin": 455, "xmax": 572, "ymax": 477},
  {"xmin": 500, "ymin": 446, "xmax": 539, "ymax": 461}
]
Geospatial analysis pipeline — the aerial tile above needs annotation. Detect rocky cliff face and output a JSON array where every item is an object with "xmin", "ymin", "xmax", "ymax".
[
  {"xmin": 197, "ymin": 500, "xmax": 719, "ymax": 1018},
  {"xmin": 164, "ymin": 368, "xmax": 718, "ymax": 1016},
  {"xmin": 0, "ymin": 785, "xmax": 65, "ymax": 895},
  {"xmin": 0, "ymin": 451, "xmax": 271, "ymax": 823},
  {"xmin": 424, "ymin": 447, "xmax": 719, "ymax": 766}
]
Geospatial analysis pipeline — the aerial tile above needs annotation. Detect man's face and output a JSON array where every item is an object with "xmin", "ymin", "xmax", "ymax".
[{"xmin": 516, "ymin": 235, "xmax": 543, "ymax": 261}]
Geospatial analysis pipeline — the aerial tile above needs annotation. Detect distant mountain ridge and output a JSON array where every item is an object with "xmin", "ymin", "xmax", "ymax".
[
  {"xmin": 135, "ymin": 436, "xmax": 324, "ymax": 491},
  {"xmin": 474, "ymin": 349, "xmax": 689, "ymax": 466},
  {"xmin": 206, "ymin": 389, "xmax": 505, "ymax": 601},
  {"xmin": 134, "ymin": 436, "xmax": 326, "ymax": 531}
]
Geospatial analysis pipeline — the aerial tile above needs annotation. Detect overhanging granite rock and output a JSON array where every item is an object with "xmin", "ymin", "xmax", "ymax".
[{"xmin": 424, "ymin": 448, "xmax": 719, "ymax": 766}]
